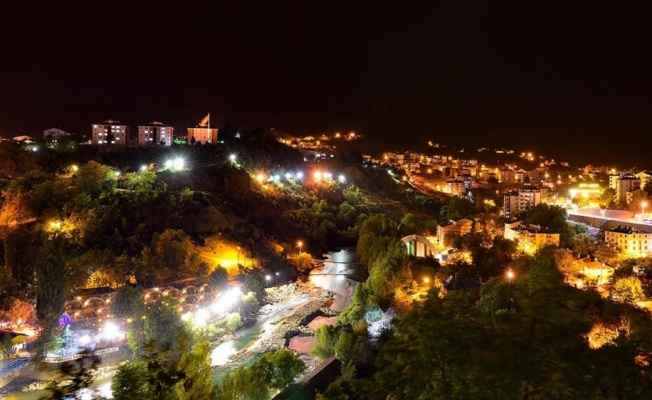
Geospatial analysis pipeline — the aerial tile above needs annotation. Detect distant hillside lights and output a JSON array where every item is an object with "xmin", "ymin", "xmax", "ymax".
[{"xmin": 253, "ymin": 170, "xmax": 345, "ymax": 186}]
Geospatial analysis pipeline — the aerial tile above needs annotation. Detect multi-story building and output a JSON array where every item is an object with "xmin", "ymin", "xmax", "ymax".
[
  {"xmin": 615, "ymin": 175, "xmax": 640, "ymax": 204},
  {"xmin": 526, "ymin": 169, "xmax": 540, "ymax": 182},
  {"xmin": 500, "ymin": 168, "xmax": 515, "ymax": 183},
  {"xmin": 187, "ymin": 127, "xmax": 218, "ymax": 144},
  {"xmin": 454, "ymin": 174, "xmax": 474, "ymax": 189},
  {"xmin": 92, "ymin": 120, "xmax": 128, "ymax": 145},
  {"xmin": 637, "ymin": 171, "xmax": 652, "ymax": 191},
  {"xmin": 605, "ymin": 226, "xmax": 652, "ymax": 257},
  {"xmin": 446, "ymin": 180, "xmax": 467, "ymax": 197},
  {"xmin": 503, "ymin": 186, "xmax": 541, "ymax": 220},
  {"xmin": 137, "ymin": 122, "xmax": 174, "ymax": 146},
  {"xmin": 504, "ymin": 221, "xmax": 560, "ymax": 253},
  {"xmin": 437, "ymin": 218, "xmax": 473, "ymax": 245},
  {"xmin": 608, "ymin": 173, "xmax": 620, "ymax": 190},
  {"xmin": 43, "ymin": 127, "xmax": 72, "ymax": 140}
]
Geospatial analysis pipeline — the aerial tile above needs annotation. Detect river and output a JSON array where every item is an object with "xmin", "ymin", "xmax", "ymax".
[
  {"xmin": 211, "ymin": 248, "xmax": 364, "ymax": 379},
  {"xmin": 4, "ymin": 249, "xmax": 364, "ymax": 399}
]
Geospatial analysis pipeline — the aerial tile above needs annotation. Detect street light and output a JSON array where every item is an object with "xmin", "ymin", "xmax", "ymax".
[
  {"xmin": 297, "ymin": 241, "xmax": 303, "ymax": 255},
  {"xmin": 265, "ymin": 275, "xmax": 271, "ymax": 287},
  {"xmin": 275, "ymin": 271, "xmax": 279, "ymax": 285},
  {"xmin": 237, "ymin": 246, "xmax": 240, "ymax": 265},
  {"xmin": 423, "ymin": 277, "xmax": 430, "ymax": 285},
  {"xmin": 643, "ymin": 201, "xmax": 648, "ymax": 216},
  {"xmin": 506, "ymin": 268, "xmax": 515, "ymax": 283}
]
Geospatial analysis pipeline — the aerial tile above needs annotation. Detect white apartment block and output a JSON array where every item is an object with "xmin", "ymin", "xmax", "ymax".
[
  {"xmin": 503, "ymin": 186, "xmax": 541, "ymax": 220},
  {"xmin": 137, "ymin": 122, "xmax": 174, "ymax": 146},
  {"xmin": 92, "ymin": 120, "xmax": 128, "ymax": 145},
  {"xmin": 43, "ymin": 127, "xmax": 72, "ymax": 140},
  {"xmin": 605, "ymin": 226, "xmax": 652, "ymax": 257}
]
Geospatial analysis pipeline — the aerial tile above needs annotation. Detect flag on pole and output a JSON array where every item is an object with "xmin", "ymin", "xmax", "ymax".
[{"xmin": 199, "ymin": 113, "xmax": 210, "ymax": 127}]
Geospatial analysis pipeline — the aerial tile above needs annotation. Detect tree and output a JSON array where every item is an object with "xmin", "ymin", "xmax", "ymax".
[
  {"xmin": 600, "ymin": 187, "xmax": 616, "ymax": 203},
  {"xmin": 554, "ymin": 249, "xmax": 580, "ymax": 276},
  {"xmin": 112, "ymin": 360, "xmax": 149, "ymax": 399},
  {"xmin": 0, "ymin": 190, "xmax": 30, "ymax": 225},
  {"xmin": 171, "ymin": 341, "xmax": 216, "ymax": 400},
  {"xmin": 2, "ymin": 298, "xmax": 34, "ymax": 326},
  {"xmin": 35, "ymin": 234, "xmax": 69, "ymax": 355},
  {"xmin": 138, "ymin": 229, "xmax": 208, "ymax": 282},
  {"xmin": 111, "ymin": 285, "xmax": 145, "ymax": 319},
  {"xmin": 0, "ymin": 336, "xmax": 15, "ymax": 359},
  {"xmin": 208, "ymin": 267, "xmax": 229, "ymax": 290},
  {"xmin": 573, "ymin": 233, "xmax": 596, "ymax": 257},
  {"xmin": 311, "ymin": 325, "xmax": 338, "ymax": 360},
  {"xmin": 525, "ymin": 203, "xmax": 574, "ymax": 247},
  {"xmin": 225, "ymin": 312, "xmax": 242, "ymax": 333},
  {"xmin": 74, "ymin": 160, "xmax": 118, "ymax": 198},
  {"xmin": 3, "ymin": 227, "xmax": 37, "ymax": 297},
  {"xmin": 612, "ymin": 277, "xmax": 644, "ymax": 304},
  {"xmin": 255, "ymin": 349, "xmax": 305, "ymax": 390},
  {"xmin": 217, "ymin": 349, "xmax": 304, "ymax": 399},
  {"xmin": 594, "ymin": 242, "xmax": 618, "ymax": 264},
  {"xmin": 295, "ymin": 252, "xmax": 312, "ymax": 272}
]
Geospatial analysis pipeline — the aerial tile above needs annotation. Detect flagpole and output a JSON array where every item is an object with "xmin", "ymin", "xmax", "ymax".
[{"xmin": 207, "ymin": 113, "xmax": 210, "ymax": 143}]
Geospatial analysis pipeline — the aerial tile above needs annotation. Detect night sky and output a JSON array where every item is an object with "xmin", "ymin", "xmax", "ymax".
[{"xmin": 1, "ymin": 1, "xmax": 651, "ymax": 166}]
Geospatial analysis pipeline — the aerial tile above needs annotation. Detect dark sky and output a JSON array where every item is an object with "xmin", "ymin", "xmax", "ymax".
[{"xmin": 1, "ymin": 1, "xmax": 651, "ymax": 166}]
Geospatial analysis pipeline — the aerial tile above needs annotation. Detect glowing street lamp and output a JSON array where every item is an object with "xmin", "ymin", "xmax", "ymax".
[
  {"xmin": 297, "ymin": 241, "xmax": 303, "ymax": 255},
  {"xmin": 256, "ymin": 173, "xmax": 265, "ymax": 183},
  {"xmin": 423, "ymin": 277, "xmax": 430, "ymax": 285},
  {"xmin": 275, "ymin": 271, "xmax": 279, "ymax": 285},
  {"xmin": 265, "ymin": 275, "xmax": 271, "ymax": 287},
  {"xmin": 506, "ymin": 269, "xmax": 515, "ymax": 283},
  {"xmin": 172, "ymin": 158, "xmax": 184, "ymax": 170},
  {"xmin": 643, "ymin": 201, "xmax": 648, "ymax": 216},
  {"xmin": 194, "ymin": 309, "xmax": 209, "ymax": 327},
  {"xmin": 229, "ymin": 154, "xmax": 237, "ymax": 162},
  {"xmin": 102, "ymin": 321, "xmax": 124, "ymax": 340}
]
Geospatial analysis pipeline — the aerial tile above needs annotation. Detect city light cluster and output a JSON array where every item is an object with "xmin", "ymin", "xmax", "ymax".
[
  {"xmin": 101, "ymin": 321, "xmax": 125, "ymax": 340},
  {"xmin": 255, "ymin": 170, "xmax": 345, "ymax": 185},
  {"xmin": 165, "ymin": 157, "xmax": 185, "ymax": 171},
  {"xmin": 184, "ymin": 287, "xmax": 242, "ymax": 327}
]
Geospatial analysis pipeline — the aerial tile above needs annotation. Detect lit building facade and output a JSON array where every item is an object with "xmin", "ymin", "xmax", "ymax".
[
  {"xmin": 605, "ymin": 226, "xmax": 652, "ymax": 257},
  {"xmin": 92, "ymin": 120, "xmax": 128, "ymax": 145},
  {"xmin": 44, "ymin": 127, "xmax": 72, "ymax": 140},
  {"xmin": 137, "ymin": 122, "xmax": 174, "ymax": 146},
  {"xmin": 503, "ymin": 186, "xmax": 541, "ymax": 220},
  {"xmin": 504, "ymin": 221, "xmax": 560, "ymax": 253},
  {"xmin": 445, "ymin": 180, "xmax": 467, "ymax": 197},
  {"xmin": 187, "ymin": 127, "xmax": 218, "ymax": 144},
  {"xmin": 637, "ymin": 171, "xmax": 652, "ymax": 191},
  {"xmin": 569, "ymin": 183, "xmax": 602, "ymax": 200},
  {"xmin": 437, "ymin": 218, "xmax": 473, "ymax": 245},
  {"xmin": 615, "ymin": 176, "xmax": 640, "ymax": 204},
  {"xmin": 500, "ymin": 168, "xmax": 515, "ymax": 183}
]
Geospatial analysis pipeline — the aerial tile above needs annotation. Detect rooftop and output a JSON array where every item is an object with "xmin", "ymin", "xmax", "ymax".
[{"xmin": 607, "ymin": 225, "xmax": 651, "ymax": 235}]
